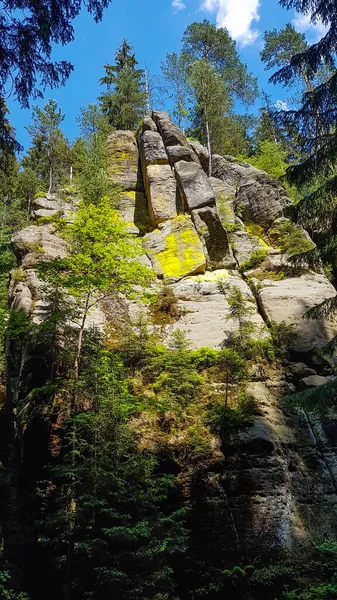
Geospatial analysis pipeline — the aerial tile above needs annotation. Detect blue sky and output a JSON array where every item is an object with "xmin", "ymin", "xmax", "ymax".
[{"xmin": 7, "ymin": 0, "xmax": 327, "ymax": 151}]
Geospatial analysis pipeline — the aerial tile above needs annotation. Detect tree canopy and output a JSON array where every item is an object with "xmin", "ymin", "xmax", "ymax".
[{"xmin": 0, "ymin": 0, "xmax": 112, "ymax": 107}]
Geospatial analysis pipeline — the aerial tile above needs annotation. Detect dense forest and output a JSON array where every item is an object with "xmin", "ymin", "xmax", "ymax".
[{"xmin": 1, "ymin": 0, "xmax": 337, "ymax": 599}]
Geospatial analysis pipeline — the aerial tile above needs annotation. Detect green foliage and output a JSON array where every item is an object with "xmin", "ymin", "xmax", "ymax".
[
  {"xmin": 99, "ymin": 39, "xmax": 147, "ymax": 130},
  {"xmin": 269, "ymin": 320, "xmax": 297, "ymax": 359},
  {"xmin": 151, "ymin": 331, "xmax": 204, "ymax": 410},
  {"xmin": 182, "ymin": 20, "xmax": 258, "ymax": 106},
  {"xmin": 38, "ymin": 336, "xmax": 187, "ymax": 600},
  {"xmin": 207, "ymin": 399, "xmax": 255, "ymax": 442},
  {"xmin": 73, "ymin": 132, "xmax": 113, "ymax": 205},
  {"xmin": 0, "ymin": 246, "xmax": 16, "ymax": 368},
  {"xmin": 272, "ymin": 219, "xmax": 316, "ymax": 257},
  {"xmin": 5, "ymin": 310, "xmax": 30, "ymax": 341},
  {"xmin": 240, "ymin": 248, "xmax": 269, "ymax": 271},
  {"xmin": 160, "ymin": 52, "xmax": 190, "ymax": 131},
  {"xmin": 56, "ymin": 197, "xmax": 153, "ymax": 301},
  {"xmin": 11, "ymin": 267, "xmax": 26, "ymax": 282},
  {"xmin": 0, "ymin": 571, "xmax": 30, "ymax": 600},
  {"xmin": 150, "ymin": 284, "xmax": 182, "ymax": 326}
]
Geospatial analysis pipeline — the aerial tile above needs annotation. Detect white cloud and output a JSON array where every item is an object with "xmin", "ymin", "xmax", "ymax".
[
  {"xmin": 172, "ymin": 0, "xmax": 186, "ymax": 10},
  {"xmin": 274, "ymin": 99, "xmax": 288, "ymax": 111},
  {"xmin": 201, "ymin": 0, "xmax": 261, "ymax": 46},
  {"xmin": 292, "ymin": 11, "xmax": 328, "ymax": 41}
]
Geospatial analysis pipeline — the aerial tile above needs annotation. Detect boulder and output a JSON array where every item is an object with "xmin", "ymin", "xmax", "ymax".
[
  {"xmin": 236, "ymin": 174, "xmax": 295, "ymax": 229},
  {"xmin": 143, "ymin": 215, "xmax": 206, "ymax": 280},
  {"xmin": 107, "ymin": 130, "xmax": 143, "ymax": 191},
  {"xmin": 139, "ymin": 130, "xmax": 168, "ymax": 167},
  {"xmin": 166, "ymin": 145, "xmax": 199, "ymax": 166},
  {"xmin": 117, "ymin": 190, "xmax": 150, "ymax": 235},
  {"xmin": 212, "ymin": 155, "xmax": 295, "ymax": 229},
  {"xmin": 299, "ymin": 375, "xmax": 330, "ymax": 390},
  {"xmin": 12, "ymin": 225, "xmax": 68, "ymax": 267},
  {"xmin": 256, "ymin": 272, "xmax": 337, "ymax": 353},
  {"xmin": 141, "ymin": 115, "xmax": 157, "ymax": 133},
  {"xmin": 288, "ymin": 362, "xmax": 317, "ymax": 381},
  {"xmin": 189, "ymin": 140, "xmax": 210, "ymax": 173},
  {"xmin": 191, "ymin": 206, "xmax": 236, "ymax": 270},
  {"xmin": 152, "ymin": 111, "xmax": 187, "ymax": 147},
  {"xmin": 33, "ymin": 197, "xmax": 61, "ymax": 211},
  {"xmin": 145, "ymin": 164, "xmax": 177, "ymax": 227},
  {"xmin": 174, "ymin": 160, "xmax": 215, "ymax": 211},
  {"xmin": 210, "ymin": 177, "xmax": 236, "ymax": 228},
  {"xmin": 212, "ymin": 154, "xmax": 257, "ymax": 187}
]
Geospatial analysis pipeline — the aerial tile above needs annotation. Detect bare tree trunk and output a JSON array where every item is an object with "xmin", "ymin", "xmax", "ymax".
[
  {"xmin": 73, "ymin": 293, "xmax": 91, "ymax": 382},
  {"xmin": 204, "ymin": 105, "xmax": 212, "ymax": 177}
]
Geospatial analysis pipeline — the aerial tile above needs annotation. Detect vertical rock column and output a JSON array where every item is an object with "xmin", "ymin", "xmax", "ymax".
[{"xmin": 107, "ymin": 130, "xmax": 150, "ymax": 234}]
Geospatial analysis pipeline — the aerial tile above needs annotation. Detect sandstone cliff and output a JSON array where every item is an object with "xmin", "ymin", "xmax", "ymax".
[{"xmin": 3, "ymin": 112, "xmax": 337, "ymax": 585}]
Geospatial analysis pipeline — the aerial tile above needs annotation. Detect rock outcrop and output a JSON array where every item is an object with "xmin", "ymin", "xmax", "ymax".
[{"xmin": 5, "ymin": 111, "xmax": 337, "ymax": 583}]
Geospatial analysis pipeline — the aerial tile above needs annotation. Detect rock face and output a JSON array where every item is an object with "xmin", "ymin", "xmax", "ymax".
[
  {"xmin": 143, "ymin": 216, "xmax": 206, "ymax": 279},
  {"xmin": 169, "ymin": 271, "xmax": 265, "ymax": 349},
  {"xmin": 191, "ymin": 206, "xmax": 235, "ymax": 269},
  {"xmin": 144, "ymin": 165, "xmax": 177, "ymax": 227},
  {"xmin": 174, "ymin": 160, "xmax": 215, "ymax": 211},
  {"xmin": 6, "ymin": 112, "xmax": 337, "ymax": 584},
  {"xmin": 256, "ymin": 272, "xmax": 337, "ymax": 353},
  {"xmin": 212, "ymin": 154, "xmax": 295, "ymax": 229},
  {"xmin": 108, "ymin": 130, "xmax": 143, "ymax": 191},
  {"xmin": 152, "ymin": 110, "xmax": 188, "ymax": 147}
]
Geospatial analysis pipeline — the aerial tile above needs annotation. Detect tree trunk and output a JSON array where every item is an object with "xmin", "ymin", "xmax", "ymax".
[
  {"xmin": 204, "ymin": 107, "xmax": 212, "ymax": 177},
  {"xmin": 73, "ymin": 293, "xmax": 91, "ymax": 382}
]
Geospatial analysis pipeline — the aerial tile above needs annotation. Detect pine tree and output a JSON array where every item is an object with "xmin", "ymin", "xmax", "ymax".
[
  {"xmin": 188, "ymin": 58, "xmax": 231, "ymax": 175},
  {"xmin": 269, "ymin": 1, "xmax": 337, "ymax": 258},
  {"xmin": 99, "ymin": 40, "xmax": 147, "ymax": 130},
  {"xmin": 182, "ymin": 20, "xmax": 258, "ymax": 164},
  {"xmin": 182, "ymin": 20, "xmax": 258, "ymax": 106},
  {"xmin": 24, "ymin": 99, "xmax": 71, "ymax": 194}
]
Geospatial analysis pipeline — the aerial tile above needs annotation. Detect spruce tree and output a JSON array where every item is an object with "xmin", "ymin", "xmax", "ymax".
[
  {"xmin": 24, "ymin": 99, "xmax": 71, "ymax": 194},
  {"xmin": 99, "ymin": 40, "xmax": 147, "ymax": 130},
  {"xmin": 269, "ymin": 1, "xmax": 337, "ymax": 258}
]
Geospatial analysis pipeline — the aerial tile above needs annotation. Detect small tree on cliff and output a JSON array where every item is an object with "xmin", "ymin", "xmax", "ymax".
[{"xmin": 99, "ymin": 40, "xmax": 147, "ymax": 130}]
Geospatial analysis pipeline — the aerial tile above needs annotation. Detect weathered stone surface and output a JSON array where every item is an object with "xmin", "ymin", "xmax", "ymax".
[
  {"xmin": 118, "ymin": 190, "xmax": 150, "ymax": 234},
  {"xmin": 189, "ymin": 140, "xmax": 210, "ymax": 173},
  {"xmin": 212, "ymin": 154, "xmax": 295, "ymax": 229},
  {"xmin": 299, "ymin": 375, "xmax": 330, "ymax": 390},
  {"xmin": 191, "ymin": 206, "xmax": 236, "ymax": 270},
  {"xmin": 141, "ymin": 115, "xmax": 157, "ymax": 132},
  {"xmin": 152, "ymin": 111, "xmax": 187, "ymax": 147},
  {"xmin": 139, "ymin": 130, "xmax": 168, "ymax": 167},
  {"xmin": 145, "ymin": 164, "xmax": 177, "ymax": 227},
  {"xmin": 107, "ymin": 130, "xmax": 143, "ymax": 191},
  {"xmin": 231, "ymin": 221, "xmax": 269, "ymax": 268},
  {"xmin": 237, "ymin": 175, "xmax": 295, "ymax": 229},
  {"xmin": 12, "ymin": 225, "xmax": 68, "ymax": 267},
  {"xmin": 33, "ymin": 197, "xmax": 61, "ymax": 211},
  {"xmin": 210, "ymin": 177, "xmax": 236, "ymax": 228},
  {"xmin": 212, "ymin": 154, "xmax": 258, "ymax": 187},
  {"xmin": 166, "ymin": 145, "xmax": 198, "ymax": 165},
  {"xmin": 143, "ymin": 216, "xmax": 206, "ymax": 280},
  {"xmin": 256, "ymin": 272, "xmax": 337, "ymax": 353},
  {"xmin": 168, "ymin": 271, "xmax": 265, "ymax": 349},
  {"xmin": 174, "ymin": 160, "xmax": 215, "ymax": 211},
  {"xmin": 287, "ymin": 362, "xmax": 317, "ymax": 381}
]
